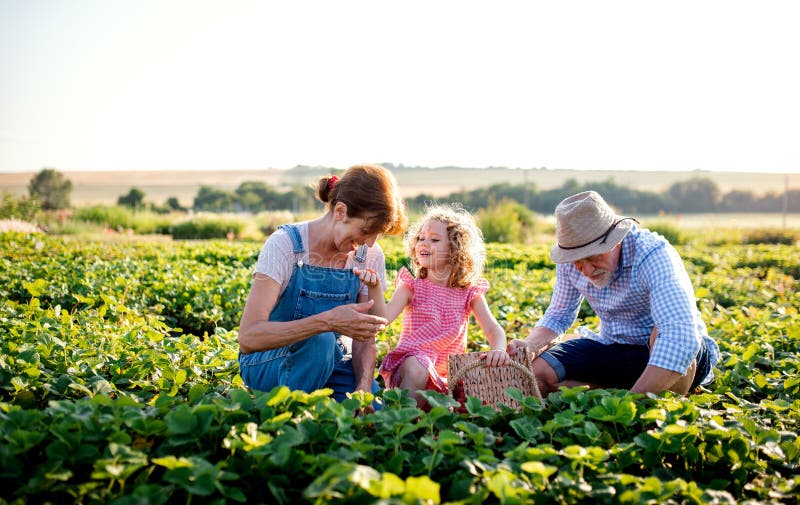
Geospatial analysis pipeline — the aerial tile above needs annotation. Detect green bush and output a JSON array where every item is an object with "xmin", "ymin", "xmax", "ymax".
[
  {"xmin": 0, "ymin": 192, "xmax": 40, "ymax": 221},
  {"xmin": 74, "ymin": 205, "xmax": 177, "ymax": 234},
  {"xmin": 477, "ymin": 198, "xmax": 536, "ymax": 243},
  {"xmin": 253, "ymin": 210, "xmax": 294, "ymax": 236},
  {"xmin": 642, "ymin": 220, "xmax": 687, "ymax": 245},
  {"xmin": 75, "ymin": 205, "xmax": 135, "ymax": 229},
  {"xmin": 743, "ymin": 229, "xmax": 798, "ymax": 245},
  {"xmin": 170, "ymin": 214, "xmax": 248, "ymax": 240}
]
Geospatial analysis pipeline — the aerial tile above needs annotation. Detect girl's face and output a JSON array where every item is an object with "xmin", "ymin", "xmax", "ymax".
[{"xmin": 414, "ymin": 219, "xmax": 451, "ymax": 271}]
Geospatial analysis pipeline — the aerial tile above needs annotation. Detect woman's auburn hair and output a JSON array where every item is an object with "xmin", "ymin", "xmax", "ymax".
[
  {"xmin": 317, "ymin": 164, "xmax": 408, "ymax": 236},
  {"xmin": 405, "ymin": 204, "xmax": 486, "ymax": 288}
]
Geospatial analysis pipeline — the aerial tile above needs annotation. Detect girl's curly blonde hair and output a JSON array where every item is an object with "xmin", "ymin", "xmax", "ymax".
[{"xmin": 404, "ymin": 204, "xmax": 486, "ymax": 288}]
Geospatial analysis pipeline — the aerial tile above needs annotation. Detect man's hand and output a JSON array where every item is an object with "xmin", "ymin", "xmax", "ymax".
[{"xmin": 507, "ymin": 327, "xmax": 559, "ymax": 357}]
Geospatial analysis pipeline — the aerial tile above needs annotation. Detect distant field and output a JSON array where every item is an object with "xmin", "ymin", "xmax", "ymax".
[
  {"xmin": 638, "ymin": 212, "xmax": 800, "ymax": 230},
  {"xmin": 0, "ymin": 167, "xmax": 795, "ymax": 207}
]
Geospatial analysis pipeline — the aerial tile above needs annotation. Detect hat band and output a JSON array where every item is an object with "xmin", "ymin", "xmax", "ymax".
[{"xmin": 557, "ymin": 217, "xmax": 638, "ymax": 251}]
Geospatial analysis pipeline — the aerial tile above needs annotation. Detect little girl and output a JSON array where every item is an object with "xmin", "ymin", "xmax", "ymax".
[{"xmin": 356, "ymin": 205, "xmax": 509, "ymax": 405}]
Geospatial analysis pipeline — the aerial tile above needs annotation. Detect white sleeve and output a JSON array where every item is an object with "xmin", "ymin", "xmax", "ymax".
[{"xmin": 254, "ymin": 229, "xmax": 295, "ymax": 292}]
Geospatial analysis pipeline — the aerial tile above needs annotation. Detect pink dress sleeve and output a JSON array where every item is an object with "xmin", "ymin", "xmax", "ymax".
[
  {"xmin": 395, "ymin": 266, "xmax": 415, "ymax": 291},
  {"xmin": 466, "ymin": 278, "xmax": 490, "ymax": 308}
]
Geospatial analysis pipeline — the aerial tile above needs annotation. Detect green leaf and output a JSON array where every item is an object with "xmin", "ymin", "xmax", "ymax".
[
  {"xmin": 165, "ymin": 404, "xmax": 198, "ymax": 435},
  {"xmin": 367, "ymin": 472, "xmax": 405, "ymax": 498},
  {"xmin": 404, "ymin": 475, "xmax": 440, "ymax": 504},
  {"xmin": 23, "ymin": 279, "xmax": 47, "ymax": 297}
]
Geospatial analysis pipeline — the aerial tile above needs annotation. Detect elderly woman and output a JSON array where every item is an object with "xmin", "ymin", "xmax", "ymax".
[{"xmin": 238, "ymin": 164, "xmax": 408, "ymax": 403}]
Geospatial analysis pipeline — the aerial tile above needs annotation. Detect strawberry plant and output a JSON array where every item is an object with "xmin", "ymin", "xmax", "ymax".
[{"xmin": 1, "ymin": 231, "xmax": 798, "ymax": 503}]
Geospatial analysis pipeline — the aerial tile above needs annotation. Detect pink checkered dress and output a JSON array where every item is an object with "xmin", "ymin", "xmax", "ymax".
[{"xmin": 379, "ymin": 267, "xmax": 490, "ymax": 393}]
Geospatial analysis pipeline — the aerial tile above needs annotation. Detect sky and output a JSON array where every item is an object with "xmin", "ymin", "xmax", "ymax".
[{"xmin": 1, "ymin": 1, "xmax": 799, "ymax": 174}]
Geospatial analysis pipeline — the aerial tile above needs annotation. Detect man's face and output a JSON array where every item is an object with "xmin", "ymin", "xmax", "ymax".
[{"xmin": 572, "ymin": 243, "xmax": 621, "ymax": 288}]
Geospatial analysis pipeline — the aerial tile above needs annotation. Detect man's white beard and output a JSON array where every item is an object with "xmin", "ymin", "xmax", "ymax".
[{"xmin": 588, "ymin": 270, "xmax": 614, "ymax": 289}]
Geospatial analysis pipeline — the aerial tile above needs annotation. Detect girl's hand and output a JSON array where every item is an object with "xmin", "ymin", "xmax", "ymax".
[
  {"xmin": 353, "ymin": 267, "xmax": 380, "ymax": 288},
  {"xmin": 481, "ymin": 349, "xmax": 510, "ymax": 367}
]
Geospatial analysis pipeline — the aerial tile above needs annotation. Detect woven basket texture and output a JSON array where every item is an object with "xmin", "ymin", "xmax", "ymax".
[{"xmin": 447, "ymin": 351, "xmax": 542, "ymax": 410}]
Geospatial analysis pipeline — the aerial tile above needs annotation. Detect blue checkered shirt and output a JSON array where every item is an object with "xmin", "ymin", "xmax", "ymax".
[{"xmin": 536, "ymin": 226, "xmax": 720, "ymax": 384}]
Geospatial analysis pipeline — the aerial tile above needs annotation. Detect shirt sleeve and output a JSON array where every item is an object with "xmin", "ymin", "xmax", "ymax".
[
  {"xmin": 536, "ymin": 263, "xmax": 583, "ymax": 336},
  {"xmin": 636, "ymin": 244, "xmax": 702, "ymax": 374},
  {"xmin": 253, "ymin": 228, "xmax": 294, "ymax": 291}
]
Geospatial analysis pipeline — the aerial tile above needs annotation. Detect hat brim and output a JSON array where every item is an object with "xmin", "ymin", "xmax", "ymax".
[{"xmin": 549, "ymin": 218, "xmax": 634, "ymax": 264}]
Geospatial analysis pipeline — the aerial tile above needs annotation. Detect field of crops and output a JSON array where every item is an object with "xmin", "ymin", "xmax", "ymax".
[{"xmin": 1, "ymin": 232, "xmax": 798, "ymax": 504}]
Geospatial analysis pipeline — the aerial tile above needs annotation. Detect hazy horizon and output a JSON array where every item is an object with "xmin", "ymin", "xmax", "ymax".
[{"xmin": 2, "ymin": 1, "xmax": 799, "ymax": 174}]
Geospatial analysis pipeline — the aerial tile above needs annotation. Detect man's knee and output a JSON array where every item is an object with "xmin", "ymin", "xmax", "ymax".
[{"xmin": 532, "ymin": 357, "xmax": 560, "ymax": 395}]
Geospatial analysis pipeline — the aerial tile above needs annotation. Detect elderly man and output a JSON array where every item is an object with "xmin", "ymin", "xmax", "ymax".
[{"xmin": 509, "ymin": 191, "xmax": 719, "ymax": 396}]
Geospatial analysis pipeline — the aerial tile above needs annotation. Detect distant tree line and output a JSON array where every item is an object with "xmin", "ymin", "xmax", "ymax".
[
  {"xmin": 410, "ymin": 177, "xmax": 800, "ymax": 215},
  {"xmin": 192, "ymin": 182, "xmax": 320, "ymax": 213},
  {"xmin": 103, "ymin": 175, "xmax": 800, "ymax": 215},
  {"xmin": 190, "ymin": 175, "xmax": 799, "ymax": 215},
  {"xmin": 17, "ymin": 167, "xmax": 800, "ymax": 215}
]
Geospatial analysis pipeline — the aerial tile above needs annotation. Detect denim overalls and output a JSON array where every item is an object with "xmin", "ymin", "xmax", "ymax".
[{"xmin": 238, "ymin": 224, "xmax": 380, "ymax": 401}]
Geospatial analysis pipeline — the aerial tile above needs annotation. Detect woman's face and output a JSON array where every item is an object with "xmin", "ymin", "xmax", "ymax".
[
  {"xmin": 414, "ymin": 219, "xmax": 451, "ymax": 271},
  {"xmin": 332, "ymin": 203, "xmax": 380, "ymax": 253}
]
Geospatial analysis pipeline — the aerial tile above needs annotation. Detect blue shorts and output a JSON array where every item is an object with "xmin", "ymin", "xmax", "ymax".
[{"xmin": 539, "ymin": 337, "xmax": 712, "ymax": 391}]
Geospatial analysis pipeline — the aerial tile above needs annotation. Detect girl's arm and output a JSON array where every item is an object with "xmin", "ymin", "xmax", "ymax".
[
  {"xmin": 354, "ymin": 268, "xmax": 411, "ymax": 324},
  {"xmin": 471, "ymin": 293, "xmax": 510, "ymax": 367},
  {"xmin": 351, "ymin": 290, "xmax": 378, "ymax": 410}
]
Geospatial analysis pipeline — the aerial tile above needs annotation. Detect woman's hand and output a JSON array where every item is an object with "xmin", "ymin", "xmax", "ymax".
[
  {"xmin": 353, "ymin": 267, "xmax": 380, "ymax": 287},
  {"xmin": 325, "ymin": 300, "xmax": 388, "ymax": 341},
  {"xmin": 481, "ymin": 349, "xmax": 511, "ymax": 367}
]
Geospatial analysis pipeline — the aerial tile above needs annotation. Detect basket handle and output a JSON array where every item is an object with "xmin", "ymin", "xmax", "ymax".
[{"xmin": 449, "ymin": 357, "xmax": 544, "ymax": 402}]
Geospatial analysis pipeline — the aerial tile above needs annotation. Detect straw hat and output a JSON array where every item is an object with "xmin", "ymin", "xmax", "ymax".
[{"xmin": 550, "ymin": 191, "xmax": 635, "ymax": 264}]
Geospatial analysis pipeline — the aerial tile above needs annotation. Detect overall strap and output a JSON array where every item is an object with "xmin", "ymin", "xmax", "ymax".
[
  {"xmin": 277, "ymin": 224, "xmax": 305, "ymax": 254},
  {"xmin": 354, "ymin": 244, "xmax": 368, "ymax": 263}
]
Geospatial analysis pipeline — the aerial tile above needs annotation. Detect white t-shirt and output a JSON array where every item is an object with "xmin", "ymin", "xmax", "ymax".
[{"xmin": 254, "ymin": 221, "xmax": 388, "ymax": 297}]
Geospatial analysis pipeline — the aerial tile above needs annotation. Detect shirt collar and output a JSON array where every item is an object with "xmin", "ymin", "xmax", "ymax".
[{"xmin": 619, "ymin": 225, "xmax": 637, "ymax": 269}]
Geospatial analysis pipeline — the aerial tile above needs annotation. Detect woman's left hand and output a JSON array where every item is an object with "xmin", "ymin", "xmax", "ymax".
[{"xmin": 481, "ymin": 349, "xmax": 510, "ymax": 367}]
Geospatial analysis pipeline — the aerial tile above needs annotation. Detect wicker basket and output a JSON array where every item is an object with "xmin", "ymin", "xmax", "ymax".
[{"xmin": 448, "ymin": 351, "xmax": 543, "ymax": 410}]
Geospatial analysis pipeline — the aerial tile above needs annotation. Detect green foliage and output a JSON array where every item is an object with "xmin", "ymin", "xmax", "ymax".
[
  {"xmin": 1, "ymin": 191, "xmax": 41, "ymax": 221},
  {"xmin": 28, "ymin": 168, "xmax": 73, "ymax": 210},
  {"xmin": 477, "ymin": 198, "xmax": 537, "ymax": 243},
  {"xmin": 165, "ymin": 196, "xmax": 186, "ymax": 212},
  {"xmin": 743, "ymin": 228, "xmax": 798, "ymax": 245},
  {"xmin": 73, "ymin": 205, "xmax": 174, "ymax": 235},
  {"xmin": 1, "ymin": 233, "xmax": 798, "ymax": 504},
  {"xmin": 641, "ymin": 220, "xmax": 688, "ymax": 245},
  {"xmin": 668, "ymin": 177, "xmax": 721, "ymax": 213},
  {"xmin": 253, "ymin": 210, "xmax": 295, "ymax": 236},
  {"xmin": 117, "ymin": 187, "xmax": 146, "ymax": 208},
  {"xmin": 193, "ymin": 185, "xmax": 237, "ymax": 212},
  {"xmin": 75, "ymin": 205, "xmax": 136, "ymax": 229},
  {"xmin": 410, "ymin": 175, "xmax": 797, "ymax": 216},
  {"xmin": 193, "ymin": 182, "xmax": 320, "ymax": 214},
  {"xmin": 170, "ymin": 214, "xmax": 248, "ymax": 240}
]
